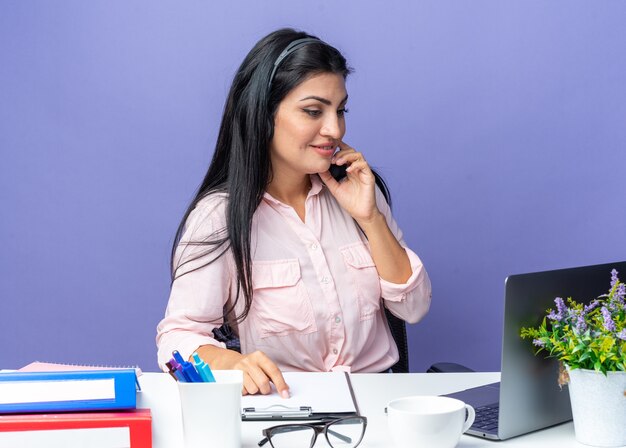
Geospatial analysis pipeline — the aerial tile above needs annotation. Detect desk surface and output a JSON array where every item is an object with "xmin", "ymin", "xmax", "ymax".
[{"xmin": 138, "ymin": 371, "xmax": 585, "ymax": 448}]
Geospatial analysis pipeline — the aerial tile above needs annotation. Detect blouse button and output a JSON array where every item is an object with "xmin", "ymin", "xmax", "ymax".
[
  {"xmin": 321, "ymin": 276, "xmax": 329, "ymax": 284},
  {"xmin": 335, "ymin": 316, "xmax": 341, "ymax": 324},
  {"xmin": 333, "ymin": 348, "xmax": 338, "ymax": 355}
]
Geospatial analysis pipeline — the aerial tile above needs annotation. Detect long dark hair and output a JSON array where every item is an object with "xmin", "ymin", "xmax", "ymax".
[{"xmin": 171, "ymin": 28, "xmax": 390, "ymax": 323}]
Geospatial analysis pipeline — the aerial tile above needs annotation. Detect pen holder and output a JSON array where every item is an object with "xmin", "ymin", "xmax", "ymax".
[{"xmin": 177, "ymin": 370, "xmax": 243, "ymax": 448}]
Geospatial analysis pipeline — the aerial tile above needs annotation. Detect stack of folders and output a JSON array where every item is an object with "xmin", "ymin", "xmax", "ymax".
[{"xmin": 0, "ymin": 365, "xmax": 151, "ymax": 447}]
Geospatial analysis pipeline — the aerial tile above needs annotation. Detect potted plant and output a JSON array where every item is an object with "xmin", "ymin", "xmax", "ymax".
[{"xmin": 520, "ymin": 269, "xmax": 626, "ymax": 447}]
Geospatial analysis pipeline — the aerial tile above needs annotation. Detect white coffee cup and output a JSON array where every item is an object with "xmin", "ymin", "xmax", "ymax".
[{"xmin": 387, "ymin": 395, "xmax": 475, "ymax": 448}]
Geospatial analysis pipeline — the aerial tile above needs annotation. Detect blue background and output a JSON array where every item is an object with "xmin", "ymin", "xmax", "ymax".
[{"xmin": 2, "ymin": 1, "xmax": 625, "ymax": 372}]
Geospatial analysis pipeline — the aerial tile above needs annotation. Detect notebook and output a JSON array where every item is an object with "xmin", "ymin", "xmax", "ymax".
[
  {"xmin": 18, "ymin": 361, "xmax": 143, "ymax": 376},
  {"xmin": 445, "ymin": 260, "xmax": 626, "ymax": 440}
]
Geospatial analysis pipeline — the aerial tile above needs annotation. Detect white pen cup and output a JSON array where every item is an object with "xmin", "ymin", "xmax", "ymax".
[
  {"xmin": 177, "ymin": 370, "xmax": 243, "ymax": 448},
  {"xmin": 387, "ymin": 395, "xmax": 475, "ymax": 448}
]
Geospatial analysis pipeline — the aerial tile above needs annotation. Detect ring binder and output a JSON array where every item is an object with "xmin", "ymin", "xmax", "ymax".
[
  {"xmin": 242, "ymin": 405, "xmax": 313, "ymax": 419},
  {"xmin": 0, "ymin": 369, "xmax": 139, "ymax": 414}
]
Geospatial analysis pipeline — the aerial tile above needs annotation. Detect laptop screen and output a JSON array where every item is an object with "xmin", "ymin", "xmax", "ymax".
[{"xmin": 498, "ymin": 260, "xmax": 626, "ymax": 439}]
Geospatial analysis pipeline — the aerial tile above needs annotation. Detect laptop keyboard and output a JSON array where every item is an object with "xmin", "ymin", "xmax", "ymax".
[{"xmin": 471, "ymin": 404, "xmax": 499, "ymax": 432}]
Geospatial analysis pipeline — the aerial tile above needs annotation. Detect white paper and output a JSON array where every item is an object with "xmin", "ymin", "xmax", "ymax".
[
  {"xmin": 0, "ymin": 427, "xmax": 130, "ymax": 448},
  {"xmin": 0, "ymin": 379, "xmax": 115, "ymax": 404},
  {"xmin": 241, "ymin": 372, "xmax": 356, "ymax": 414}
]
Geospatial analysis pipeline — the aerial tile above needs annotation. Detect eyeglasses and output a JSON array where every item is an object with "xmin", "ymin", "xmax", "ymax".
[{"xmin": 258, "ymin": 416, "xmax": 367, "ymax": 448}]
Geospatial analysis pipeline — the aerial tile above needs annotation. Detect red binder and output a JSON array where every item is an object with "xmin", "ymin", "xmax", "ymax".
[{"xmin": 0, "ymin": 408, "xmax": 152, "ymax": 447}]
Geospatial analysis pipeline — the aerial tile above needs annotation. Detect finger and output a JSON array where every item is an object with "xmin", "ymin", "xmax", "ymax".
[
  {"xmin": 245, "ymin": 364, "xmax": 274, "ymax": 395},
  {"xmin": 251, "ymin": 353, "xmax": 290, "ymax": 397},
  {"xmin": 331, "ymin": 142, "xmax": 357, "ymax": 164},
  {"xmin": 318, "ymin": 170, "xmax": 340, "ymax": 193},
  {"xmin": 345, "ymin": 160, "xmax": 370, "ymax": 174},
  {"xmin": 318, "ymin": 170, "xmax": 334, "ymax": 182},
  {"xmin": 261, "ymin": 362, "xmax": 290, "ymax": 399},
  {"xmin": 334, "ymin": 151, "xmax": 365, "ymax": 167},
  {"xmin": 337, "ymin": 140, "xmax": 353, "ymax": 151},
  {"xmin": 242, "ymin": 371, "xmax": 259, "ymax": 395},
  {"xmin": 331, "ymin": 151, "xmax": 357, "ymax": 165}
]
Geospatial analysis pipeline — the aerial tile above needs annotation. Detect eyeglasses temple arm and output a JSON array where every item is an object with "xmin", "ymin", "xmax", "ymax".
[{"xmin": 327, "ymin": 428, "xmax": 352, "ymax": 443}]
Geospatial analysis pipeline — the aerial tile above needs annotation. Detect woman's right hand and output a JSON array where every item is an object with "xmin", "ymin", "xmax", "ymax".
[{"xmin": 194, "ymin": 345, "xmax": 290, "ymax": 398}]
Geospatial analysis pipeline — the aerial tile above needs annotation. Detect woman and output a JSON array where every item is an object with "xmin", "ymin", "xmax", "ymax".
[{"xmin": 156, "ymin": 28, "xmax": 431, "ymax": 397}]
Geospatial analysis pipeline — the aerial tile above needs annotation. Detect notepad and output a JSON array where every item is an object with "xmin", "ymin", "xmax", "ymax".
[
  {"xmin": 18, "ymin": 361, "xmax": 143, "ymax": 376},
  {"xmin": 241, "ymin": 372, "xmax": 358, "ymax": 420}
]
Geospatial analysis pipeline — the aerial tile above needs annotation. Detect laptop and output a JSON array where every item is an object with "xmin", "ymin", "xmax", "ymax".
[{"xmin": 446, "ymin": 260, "xmax": 626, "ymax": 440}]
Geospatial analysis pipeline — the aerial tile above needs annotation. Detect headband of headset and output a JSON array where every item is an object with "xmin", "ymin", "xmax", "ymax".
[{"xmin": 268, "ymin": 37, "xmax": 321, "ymax": 88}]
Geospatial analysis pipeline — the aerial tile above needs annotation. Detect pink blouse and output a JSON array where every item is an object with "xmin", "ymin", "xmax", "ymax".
[{"xmin": 156, "ymin": 175, "xmax": 431, "ymax": 373}]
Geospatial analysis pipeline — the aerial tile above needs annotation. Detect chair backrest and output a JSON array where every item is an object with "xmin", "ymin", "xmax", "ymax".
[{"xmin": 384, "ymin": 307, "xmax": 409, "ymax": 373}]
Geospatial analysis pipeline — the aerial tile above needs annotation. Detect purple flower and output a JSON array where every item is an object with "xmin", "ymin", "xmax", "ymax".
[
  {"xmin": 617, "ymin": 330, "xmax": 626, "ymax": 341},
  {"xmin": 584, "ymin": 299, "xmax": 600, "ymax": 313},
  {"xmin": 607, "ymin": 269, "xmax": 625, "ymax": 306},
  {"xmin": 574, "ymin": 312, "xmax": 587, "ymax": 334},
  {"xmin": 601, "ymin": 306, "xmax": 616, "ymax": 332},
  {"xmin": 611, "ymin": 269, "xmax": 619, "ymax": 288},
  {"xmin": 615, "ymin": 283, "xmax": 625, "ymax": 304},
  {"xmin": 547, "ymin": 297, "xmax": 567, "ymax": 321},
  {"xmin": 533, "ymin": 339, "xmax": 546, "ymax": 347}
]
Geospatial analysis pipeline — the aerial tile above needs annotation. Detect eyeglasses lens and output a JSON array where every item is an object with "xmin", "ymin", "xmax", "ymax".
[
  {"xmin": 326, "ymin": 418, "xmax": 366, "ymax": 447},
  {"xmin": 267, "ymin": 425, "xmax": 315, "ymax": 448}
]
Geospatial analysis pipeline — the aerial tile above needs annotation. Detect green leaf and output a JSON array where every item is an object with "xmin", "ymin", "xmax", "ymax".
[
  {"xmin": 518, "ymin": 270, "xmax": 626, "ymax": 371},
  {"xmin": 600, "ymin": 337, "xmax": 615, "ymax": 354}
]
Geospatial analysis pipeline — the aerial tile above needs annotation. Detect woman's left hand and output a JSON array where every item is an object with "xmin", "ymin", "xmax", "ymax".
[{"xmin": 318, "ymin": 141, "xmax": 381, "ymax": 225}]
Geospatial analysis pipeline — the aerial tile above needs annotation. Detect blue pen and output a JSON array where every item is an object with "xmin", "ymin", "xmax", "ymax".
[
  {"xmin": 173, "ymin": 350, "xmax": 203, "ymax": 383},
  {"xmin": 192, "ymin": 352, "xmax": 216, "ymax": 383}
]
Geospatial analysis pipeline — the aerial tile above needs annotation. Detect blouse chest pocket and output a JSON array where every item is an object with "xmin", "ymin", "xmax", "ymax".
[
  {"xmin": 251, "ymin": 259, "xmax": 317, "ymax": 338},
  {"xmin": 340, "ymin": 242, "xmax": 382, "ymax": 320}
]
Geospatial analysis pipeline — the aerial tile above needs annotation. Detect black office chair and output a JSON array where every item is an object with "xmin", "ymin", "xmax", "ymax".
[
  {"xmin": 214, "ymin": 308, "xmax": 410, "ymax": 373},
  {"xmin": 382, "ymin": 308, "xmax": 475, "ymax": 374},
  {"xmin": 384, "ymin": 307, "xmax": 409, "ymax": 373},
  {"xmin": 426, "ymin": 362, "xmax": 475, "ymax": 373}
]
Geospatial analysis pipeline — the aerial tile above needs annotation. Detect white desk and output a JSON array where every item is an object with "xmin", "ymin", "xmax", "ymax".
[{"xmin": 138, "ymin": 372, "xmax": 584, "ymax": 448}]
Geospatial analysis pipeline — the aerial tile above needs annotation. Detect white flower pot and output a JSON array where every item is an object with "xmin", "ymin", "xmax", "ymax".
[{"xmin": 567, "ymin": 366, "xmax": 626, "ymax": 447}]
